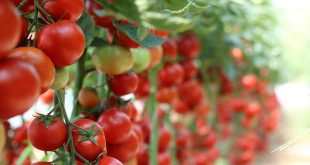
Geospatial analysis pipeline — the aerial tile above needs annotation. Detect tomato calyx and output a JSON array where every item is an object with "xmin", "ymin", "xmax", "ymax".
[
  {"xmin": 75, "ymin": 124, "xmax": 102, "ymax": 145},
  {"xmin": 34, "ymin": 113, "xmax": 59, "ymax": 128}
]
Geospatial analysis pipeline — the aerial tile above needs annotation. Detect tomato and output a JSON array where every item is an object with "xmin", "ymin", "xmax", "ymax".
[
  {"xmin": 0, "ymin": 59, "xmax": 40, "ymax": 120},
  {"xmin": 72, "ymin": 119, "xmax": 106, "ymax": 161},
  {"xmin": 98, "ymin": 156, "xmax": 123, "ymax": 165},
  {"xmin": 108, "ymin": 72, "xmax": 138, "ymax": 96},
  {"xmin": 78, "ymin": 87, "xmax": 99, "ymax": 108},
  {"xmin": 245, "ymin": 101, "xmax": 261, "ymax": 117},
  {"xmin": 130, "ymin": 48, "xmax": 151, "ymax": 73},
  {"xmin": 202, "ymin": 130, "xmax": 216, "ymax": 148},
  {"xmin": 156, "ymin": 87, "xmax": 178, "ymax": 103},
  {"xmin": 42, "ymin": 0, "xmax": 84, "ymax": 22},
  {"xmin": 240, "ymin": 74, "xmax": 257, "ymax": 91},
  {"xmin": 177, "ymin": 33, "xmax": 200, "ymax": 59},
  {"xmin": 85, "ymin": 0, "xmax": 114, "ymax": 29},
  {"xmin": 107, "ymin": 131, "xmax": 139, "ymax": 163},
  {"xmin": 193, "ymin": 101, "xmax": 210, "ymax": 117},
  {"xmin": 0, "ymin": 0, "xmax": 22, "ymax": 58},
  {"xmin": 28, "ymin": 116, "xmax": 67, "ymax": 151},
  {"xmin": 177, "ymin": 80, "xmax": 204, "ymax": 107},
  {"xmin": 148, "ymin": 46, "xmax": 163, "ymax": 68},
  {"xmin": 137, "ymin": 143, "xmax": 149, "ymax": 165},
  {"xmin": 51, "ymin": 67, "xmax": 69, "ymax": 90},
  {"xmin": 132, "ymin": 124, "xmax": 144, "ymax": 144},
  {"xmin": 158, "ymin": 152, "xmax": 171, "ymax": 165},
  {"xmin": 32, "ymin": 162, "xmax": 52, "ymax": 165},
  {"xmin": 181, "ymin": 60, "xmax": 198, "ymax": 80},
  {"xmin": 97, "ymin": 108, "xmax": 132, "ymax": 144},
  {"xmin": 19, "ymin": 17, "xmax": 29, "ymax": 44},
  {"xmin": 134, "ymin": 73, "xmax": 150, "ymax": 99},
  {"xmin": 93, "ymin": 46, "xmax": 134, "ymax": 75},
  {"xmin": 172, "ymin": 99, "xmax": 189, "ymax": 114},
  {"xmin": 158, "ymin": 126, "xmax": 171, "ymax": 152},
  {"xmin": 158, "ymin": 63, "xmax": 184, "ymax": 87},
  {"xmin": 36, "ymin": 20, "xmax": 85, "ymax": 67},
  {"xmin": 150, "ymin": 29, "xmax": 169, "ymax": 39},
  {"xmin": 0, "ymin": 122, "xmax": 5, "ymax": 152},
  {"xmin": 11, "ymin": 0, "xmax": 35, "ymax": 13},
  {"xmin": 122, "ymin": 102, "xmax": 138, "ymax": 122},
  {"xmin": 8, "ymin": 47, "xmax": 55, "ymax": 93},
  {"xmin": 230, "ymin": 48, "xmax": 243, "ymax": 61},
  {"xmin": 39, "ymin": 89, "xmax": 54, "ymax": 105},
  {"xmin": 12, "ymin": 124, "xmax": 29, "ymax": 146},
  {"xmin": 162, "ymin": 40, "xmax": 178, "ymax": 60}
]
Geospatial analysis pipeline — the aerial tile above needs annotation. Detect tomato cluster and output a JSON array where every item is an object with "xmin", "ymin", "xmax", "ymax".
[{"xmin": 0, "ymin": 0, "xmax": 280, "ymax": 165}]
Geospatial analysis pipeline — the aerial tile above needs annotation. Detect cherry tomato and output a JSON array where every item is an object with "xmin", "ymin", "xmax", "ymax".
[
  {"xmin": 97, "ymin": 108, "xmax": 132, "ymax": 144},
  {"xmin": 130, "ymin": 48, "xmax": 151, "ymax": 73},
  {"xmin": 51, "ymin": 67, "xmax": 69, "ymax": 90},
  {"xmin": 181, "ymin": 60, "xmax": 198, "ymax": 80},
  {"xmin": 12, "ymin": 124, "xmax": 29, "ymax": 146},
  {"xmin": 162, "ymin": 40, "xmax": 178, "ymax": 60},
  {"xmin": 177, "ymin": 33, "xmax": 200, "ymax": 59},
  {"xmin": 177, "ymin": 80, "xmax": 204, "ymax": 107},
  {"xmin": 42, "ymin": 0, "xmax": 84, "ymax": 22},
  {"xmin": 245, "ymin": 101, "xmax": 261, "ymax": 117},
  {"xmin": 93, "ymin": 46, "xmax": 134, "ymax": 75},
  {"xmin": 19, "ymin": 17, "xmax": 29, "ymax": 44},
  {"xmin": 85, "ymin": 0, "xmax": 114, "ymax": 29},
  {"xmin": 28, "ymin": 116, "xmax": 67, "ymax": 151},
  {"xmin": 158, "ymin": 152, "xmax": 171, "ymax": 165},
  {"xmin": 8, "ymin": 47, "xmax": 55, "ymax": 93},
  {"xmin": 132, "ymin": 124, "xmax": 144, "ymax": 144},
  {"xmin": 158, "ymin": 126, "xmax": 171, "ymax": 152},
  {"xmin": 107, "ymin": 131, "xmax": 139, "ymax": 163},
  {"xmin": 32, "ymin": 162, "xmax": 52, "ymax": 165},
  {"xmin": 148, "ymin": 46, "xmax": 163, "ymax": 68},
  {"xmin": 72, "ymin": 119, "xmax": 106, "ymax": 161},
  {"xmin": 150, "ymin": 29, "xmax": 169, "ymax": 39},
  {"xmin": 134, "ymin": 73, "xmax": 150, "ymax": 99},
  {"xmin": 0, "ymin": 59, "xmax": 40, "ymax": 120},
  {"xmin": 36, "ymin": 20, "xmax": 85, "ymax": 67},
  {"xmin": 108, "ymin": 72, "xmax": 138, "ymax": 96},
  {"xmin": 39, "ymin": 89, "xmax": 54, "ymax": 105},
  {"xmin": 137, "ymin": 143, "xmax": 149, "ymax": 165},
  {"xmin": 172, "ymin": 99, "xmax": 189, "ymax": 114},
  {"xmin": 157, "ymin": 63, "xmax": 184, "ymax": 87},
  {"xmin": 98, "ymin": 156, "xmax": 123, "ymax": 165},
  {"xmin": 240, "ymin": 74, "xmax": 257, "ymax": 91},
  {"xmin": 11, "ymin": 0, "xmax": 36, "ymax": 13},
  {"xmin": 78, "ymin": 87, "xmax": 99, "ymax": 108},
  {"xmin": 230, "ymin": 48, "xmax": 243, "ymax": 61},
  {"xmin": 0, "ymin": 0, "xmax": 22, "ymax": 57},
  {"xmin": 122, "ymin": 102, "xmax": 138, "ymax": 122},
  {"xmin": 156, "ymin": 87, "xmax": 178, "ymax": 103}
]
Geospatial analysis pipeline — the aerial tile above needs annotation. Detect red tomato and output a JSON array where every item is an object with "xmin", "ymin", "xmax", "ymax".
[
  {"xmin": 107, "ymin": 131, "xmax": 139, "ymax": 163},
  {"xmin": 162, "ymin": 40, "xmax": 178, "ymax": 60},
  {"xmin": 108, "ymin": 72, "xmax": 138, "ymax": 96},
  {"xmin": 42, "ymin": 0, "xmax": 84, "ymax": 22},
  {"xmin": 148, "ymin": 46, "xmax": 163, "ymax": 68},
  {"xmin": 230, "ymin": 47, "xmax": 243, "ymax": 61},
  {"xmin": 98, "ymin": 156, "xmax": 123, "ymax": 165},
  {"xmin": 28, "ymin": 116, "xmax": 67, "ymax": 151},
  {"xmin": 157, "ymin": 63, "xmax": 184, "ymax": 87},
  {"xmin": 32, "ymin": 162, "xmax": 52, "ymax": 165},
  {"xmin": 181, "ymin": 60, "xmax": 198, "ymax": 80},
  {"xmin": 203, "ymin": 130, "xmax": 216, "ymax": 148},
  {"xmin": 156, "ymin": 87, "xmax": 178, "ymax": 103},
  {"xmin": 19, "ymin": 17, "xmax": 29, "ymax": 44},
  {"xmin": 36, "ymin": 20, "xmax": 85, "ymax": 67},
  {"xmin": 172, "ymin": 99, "xmax": 190, "ymax": 114},
  {"xmin": 122, "ymin": 102, "xmax": 138, "ymax": 122},
  {"xmin": 240, "ymin": 74, "xmax": 257, "ymax": 91},
  {"xmin": 137, "ymin": 143, "xmax": 149, "ymax": 165},
  {"xmin": 150, "ymin": 29, "xmax": 169, "ymax": 39},
  {"xmin": 97, "ymin": 108, "xmax": 132, "ymax": 144},
  {"xmin": 194, "ymin": 102, "xmax": 210, "ymax": 117},
  {"xmin": 8, "ymin": 47, "xmax": 55, "ymax": 93},
  {"xmin": 85, "ymin": 0, "xmax": 114, "ymax": 29},
  {"xmin": 158, "ymin": 126, "xmax": 171, "ymax": 152},
  {"xmin": 11, "ymin": 0, "xmax": 35, "ymax": 13},
  {"xmin": 78, "ymin": 88, "xmax": 100, "ymax": 108},
  {"xmin": 72, "ymin": 119, "xmax": 106, "ymax": 161},
  {"xmin": 158, "ymin": 152, "xmax": 171, "ymax": 165},
  {"xmin": 12, "ymin": 124, "xmax": 29, "ymax": 146},
  {"xmin": 0, "ymin": 0, "xmax": 22, "ymax": 57},
  {"xmin": 177, "ymin": 80, "xmax": 204, "ymax": 107},
  {"xmin": 245, "ymin": 101, "xmax": 261, "ymax": 117},
  {"xmin": 177, "ymin": 33, "xmax": 200, "ymax": 59},
  {"xmin": 0, "ymin": 59, "xmax": 40, "ymax": 120},
  {"xmin": 132, "ymin": 124, "xmax": 144, "ymax": 144},
  {"xmin": 134, "ymin": 73, "xmax": 150, "ymax": 99},
  {"xmin": 39, "ymin": 89, "xmax": 54, "ymax": 105}
]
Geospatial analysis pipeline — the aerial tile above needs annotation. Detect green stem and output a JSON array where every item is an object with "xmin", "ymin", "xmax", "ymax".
[
  {"xmin": 34, "ymin": 0, "xmax": 55, "ymax": 23},
  {"xmin": 97, "ymin": 73, "xmax": 106, "ymax": 99},
  {"xmin": 166, "ymin": 106, "xmax": 178, "ymax": 165},
  {"xmin": 72, "ymin": 51, "xmax": 87, "ymax": 118},
  {"xmin": 148, "ymin": 68, "xmax": 158, "ymax": 165}
]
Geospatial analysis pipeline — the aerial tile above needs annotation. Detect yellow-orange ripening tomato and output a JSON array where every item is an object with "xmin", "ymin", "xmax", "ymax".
[
  {"xmin": 0, "ymin": 59, "xmax": 41, "ymax": 120},
  {"xmin": 93, "ymin": 46, "xmax": 134, "ymax": 75},
  {"xmin": 78, "ymin": 88, "xmax": 100, "ymax": 108},
  {"xmin": 8, "ymin": 47, "xmax": 55, "ymax": 93},
  {"xmin": 0, "ymin": 0, "xmax": 22, "ymax": 58}
]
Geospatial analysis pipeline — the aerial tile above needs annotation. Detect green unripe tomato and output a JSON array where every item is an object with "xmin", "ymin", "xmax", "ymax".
[
  {"xmin": 51, "ymin": 67, "xmax": 69, "ymax": 90},
  {"xmin": 92, "ymin": 46, "xmax": 134, "ymax": 75},
  {"xmin": 130, "ymin": 48, "xmax": 151, "ymax": 73}
]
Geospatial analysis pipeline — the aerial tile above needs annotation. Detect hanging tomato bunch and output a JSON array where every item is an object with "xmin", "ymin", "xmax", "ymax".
[{"xmin": 0, "ymin": 0, "xmax": 280, "ymax": 165}]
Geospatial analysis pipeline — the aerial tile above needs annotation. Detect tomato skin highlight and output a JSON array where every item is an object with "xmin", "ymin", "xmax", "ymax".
[
  {"xmin": 28, "ymin": 117, "xmax": 67, "ymax": 151},
  {"xmin": 97, "ymin": 108, "xmax": 132, "ymax": 144},
  {"xmin": 108, "ymin": 72, "xmax": 139, "ymax": 96},
  {"xmin": 98, "ymin": 156, "xmax": 123, "ymax": 165},
  {"xmin": 107, "ymin": 131, "xmax": 140, "ymax": 163},
  {"xmin": 8, "ymin": 47, "xmax": 55, "ymax": 93},
  {"xmin": 0, "ymin": 0, "xmax": 22, "ymax": 58},
  {"xmin": 36, "ymin": 20, "xmax": 85, "ymax": 67},
  {"xmin": 72, "ymin": 119, "xmax": 106, "ymax": 162},
  {"xmin": 0, "ymin": 59, "xmax": 40, "ymax": 120}
]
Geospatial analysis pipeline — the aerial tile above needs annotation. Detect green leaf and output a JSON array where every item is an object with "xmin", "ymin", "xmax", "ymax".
[
  {"xmin": 17, "ymin": 144, "xmax": 33, "ymax": 165},
  {"xmin": 115, "ymin": 23, "xmax": 166, "ymax": 47},
  {"xmin": 77, "ymin": 12, "xmax": 96, "ymax": 47},
  {"xmin": 137, "ymin": 26, "xmax": 149, "ymax": 41},
  {"xmin": 90, "ymin": 37, "xmax": 109, "ymax": 47}
]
